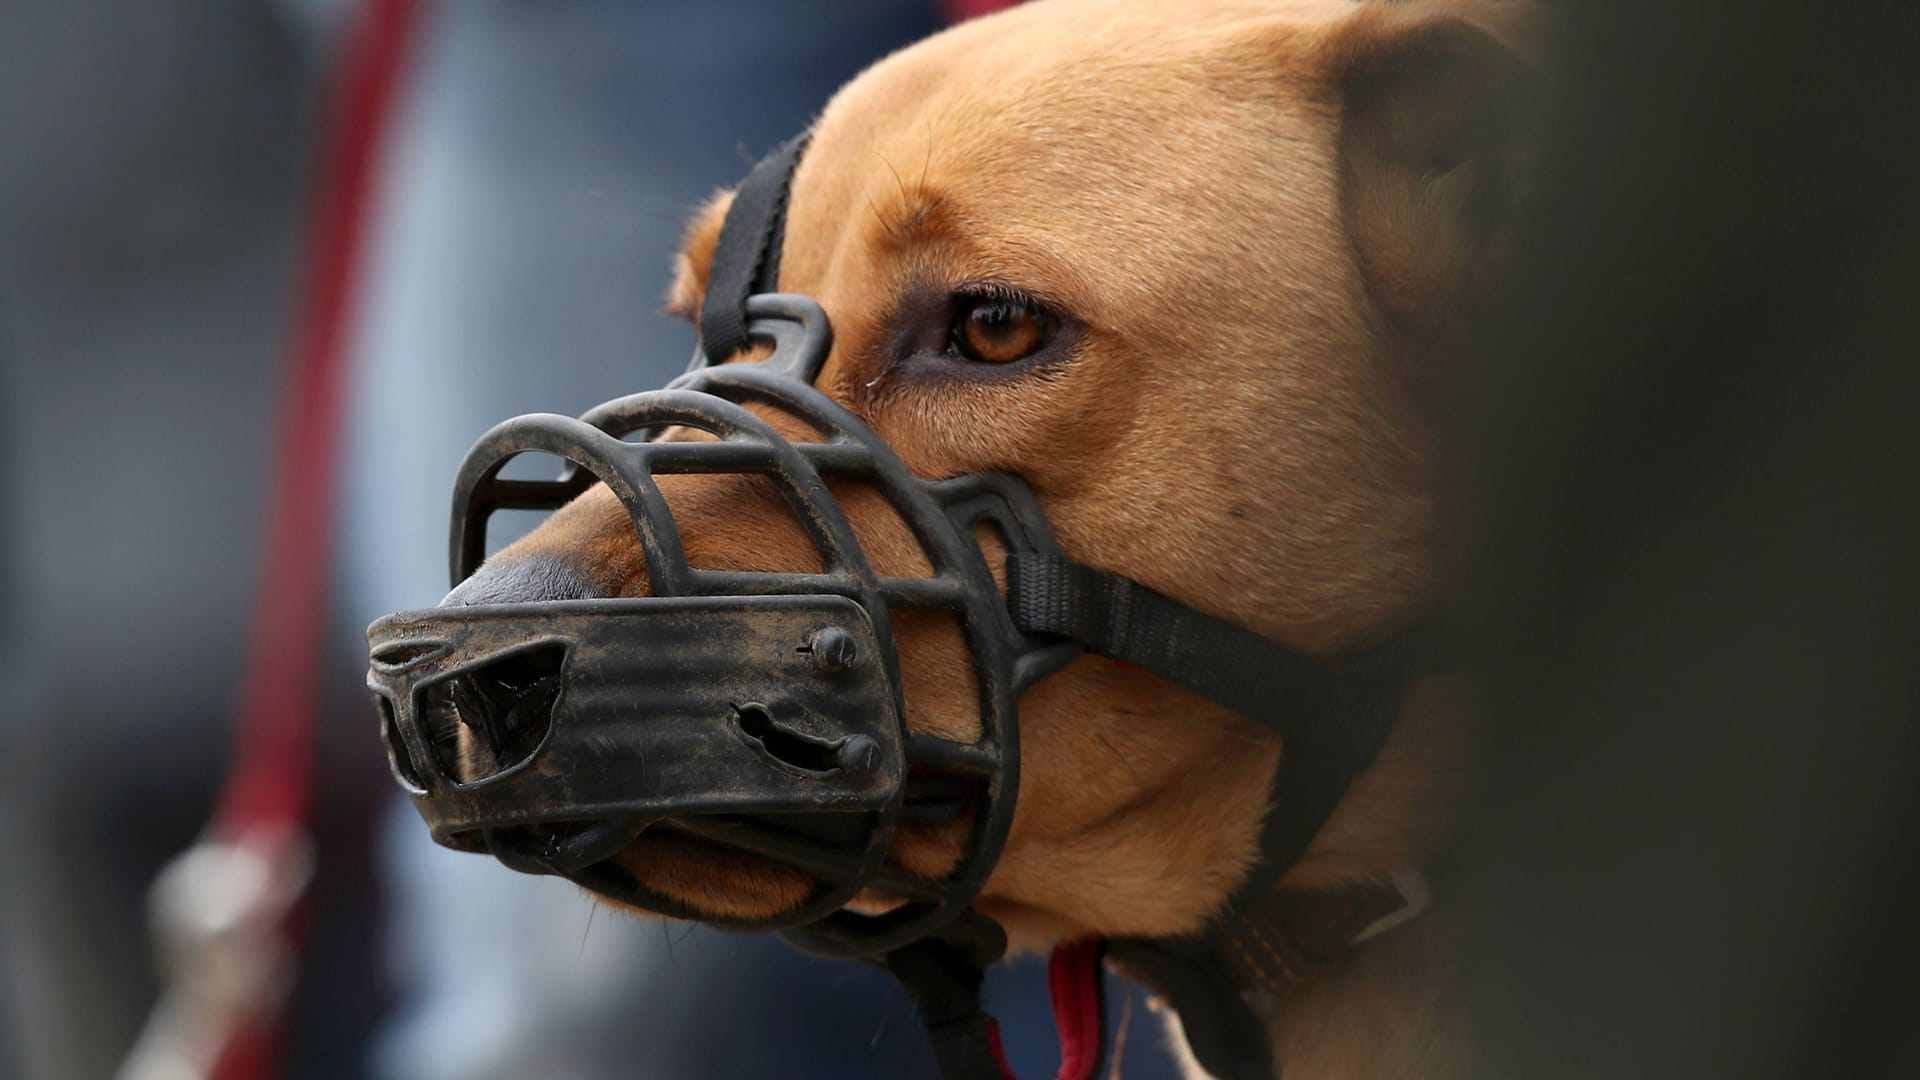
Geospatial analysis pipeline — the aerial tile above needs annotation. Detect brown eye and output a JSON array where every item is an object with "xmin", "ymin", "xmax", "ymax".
[{"xmin": 951, "ymin": 296, "xmax": 1052, "ymax": 364}]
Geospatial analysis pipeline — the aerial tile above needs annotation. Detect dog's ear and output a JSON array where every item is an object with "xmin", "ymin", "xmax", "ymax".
[{"xmin": 1318, "ymin": 0, "xmax": 1547, "ymax": 344}]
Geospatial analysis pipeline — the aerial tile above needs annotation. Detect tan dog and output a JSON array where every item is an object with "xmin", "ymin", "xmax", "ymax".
[{"xmin": 453, "ymin": 0, "xmax": 1540, "ymax": 1073}]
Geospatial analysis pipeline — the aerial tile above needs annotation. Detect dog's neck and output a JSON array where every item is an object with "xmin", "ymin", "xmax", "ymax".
[{"xmin": 1185, "ymin": 676, "xmax": 1471, "ymax": 1079}]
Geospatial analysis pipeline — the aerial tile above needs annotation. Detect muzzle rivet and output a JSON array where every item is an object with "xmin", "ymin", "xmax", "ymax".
[
  {"xmin": 836, "ymin": 734, "xmax": 880, "ymax": 778},
  {"xmin": 804, "ymin": 626, "xmax": 858, "ymax": 674}
]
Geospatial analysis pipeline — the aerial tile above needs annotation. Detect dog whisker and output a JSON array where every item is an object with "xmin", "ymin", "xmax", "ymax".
[
  {"xmin": 863, "ymin": 189, "xmax": 900, "ymax": 240},
  {"xmin": 919, "ymin": 117, "xmax": 934, "ymax": 194},
  {"xmin": 875, "ymin": 148, "xmax": 910, "ymax": 206},
  {"xmin": 576, "ymin": 899, "xmax": 599, "ymax": 965},
  {"xmin": 869, "ymin": 979, "xmax": 897, "ymax": 1049}
]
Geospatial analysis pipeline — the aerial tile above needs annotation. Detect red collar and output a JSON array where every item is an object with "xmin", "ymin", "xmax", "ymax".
[{"xmin": 984, "ymin": 939, "xmax": 1109, "ymax": 1080}]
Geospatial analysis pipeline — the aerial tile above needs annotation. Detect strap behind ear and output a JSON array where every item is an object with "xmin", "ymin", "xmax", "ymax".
[{"xmin": 699, "ymin": 133, "xmax": 810, "ymax": 363}]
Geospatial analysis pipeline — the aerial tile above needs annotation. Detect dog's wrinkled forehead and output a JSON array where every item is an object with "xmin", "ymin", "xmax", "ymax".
[{"xmin": 762, "ymin": 0, "xmax": 1356, "ymax": 332}]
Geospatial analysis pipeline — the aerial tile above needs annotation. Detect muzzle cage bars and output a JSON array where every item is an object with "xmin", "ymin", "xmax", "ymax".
[{"xmin": 367, "ymin": 294, "xmax": 1078, "ymax": 959}]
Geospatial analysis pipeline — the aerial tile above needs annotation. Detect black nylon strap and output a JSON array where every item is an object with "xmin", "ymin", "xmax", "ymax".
[
  {"xmin": 1007, "ymin": 549, "xmax": 1430, "ymax": 877},
  {"xmin": 698, "ymin": 132, "xmax": 810, "ymax": 363},
  {"xmin": 1238, "ymin": 648, "xmax": 1407, "ymax": 883},
  {"xmin": 1120, "ymin": 680, "xmax": 1401, "ymax": 1080},
  {"xmin": 1009, "ymin": 551, "xmax": 1436, "ymax": 1080},
  {"xmin": 885, "ymin": 938, "xmax": 1008, "ymax": 1080},
  {"xmin": 1008, "ymin": 552, "xmax": 1362, "ymax": 745},
  {"xmin": 1109, "ymin": 702, "xmax": 1402, "ymax": 1080}
]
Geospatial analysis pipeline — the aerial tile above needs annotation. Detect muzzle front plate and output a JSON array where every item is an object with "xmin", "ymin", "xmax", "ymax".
[{"xmin": 370, "ymin": 594, "xmax": 902, "ymax": 829}]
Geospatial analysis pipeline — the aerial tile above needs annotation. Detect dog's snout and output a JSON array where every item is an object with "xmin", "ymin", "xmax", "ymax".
[{"xmin": 441, "ymin": 551, "xmax": 602, "ymax": 608}]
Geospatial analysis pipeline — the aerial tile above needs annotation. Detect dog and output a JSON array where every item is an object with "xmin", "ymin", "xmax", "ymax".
[{"xmin": 443, "ymin": 0, "xmax": 1541, "ymax": 1073}]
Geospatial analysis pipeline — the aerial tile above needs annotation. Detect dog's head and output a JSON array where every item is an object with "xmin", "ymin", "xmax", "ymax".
[{"xmin": 435, "ymin": 0, "xmax": 1538, "ymax": 950}]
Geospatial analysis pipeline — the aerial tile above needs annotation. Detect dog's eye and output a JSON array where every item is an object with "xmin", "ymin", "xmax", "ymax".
[{"xmin": 951, "ymin": 296, "xmax": 1053, "ymax": 365}]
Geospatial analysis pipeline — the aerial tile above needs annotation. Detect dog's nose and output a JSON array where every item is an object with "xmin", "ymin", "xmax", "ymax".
[
  {"xmin": 441, "ymin": 551, "xmax": 603, "ymax": 608},
  {"xmin": 420, "ymin": 641, "xmax": 567, "ymax": 782}
]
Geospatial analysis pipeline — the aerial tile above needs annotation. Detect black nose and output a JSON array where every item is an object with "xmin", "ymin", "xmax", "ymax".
[
  {"xmin": 421, "ymin": 643, "xmax": 567, "ymax": 782},
  {"xmin": 441, "ymin": 551, "xmax": 602, "ymax": 607}
]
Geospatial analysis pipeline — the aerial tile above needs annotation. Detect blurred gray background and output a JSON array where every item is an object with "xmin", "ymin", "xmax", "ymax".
[{"xmin": 0, "ymin": 4, "xmax": 306, "ymax": 1076}]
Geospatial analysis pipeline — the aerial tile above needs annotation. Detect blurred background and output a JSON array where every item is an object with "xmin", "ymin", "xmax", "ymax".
[{"xmin": 3, "ymin": 0, "xmax": 1917, "ymax": 1078}]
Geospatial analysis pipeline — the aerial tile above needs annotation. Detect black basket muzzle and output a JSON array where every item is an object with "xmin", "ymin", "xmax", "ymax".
[{"xmin": 367, "ymin": 294, "xmax": 1076, "ymax": 958}]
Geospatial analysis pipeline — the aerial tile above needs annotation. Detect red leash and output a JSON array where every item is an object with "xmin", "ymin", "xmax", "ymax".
[
  {"xmin": 1047, "ymin": 940, "xmax": 1108, "ymax": 1080},
  {"xmin": 982, "ymin": 940, "xmax": 1111, "ymax": 1080},
  {"xmin": 211, "ymin": 4, "xmax": 426, "ymax": 1075},
  {"xmin": 118, "ymin": 4, "xmax": 424, "ymax": 1080},
  {"xmin": 218, "ymin": 0, "xmax": 422, "ymax": 840}
]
